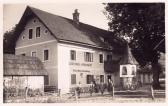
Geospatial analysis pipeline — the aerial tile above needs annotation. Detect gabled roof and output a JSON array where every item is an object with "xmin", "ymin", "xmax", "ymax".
[
  {"xmin": 4, "ymin": 54, "xmax": 47, "ymax": 76},
  {"xmin": 14, "ymin": 6, "xmax": 125, "ymax": 50},
  {"xmin": 119, "ymin": 44, "xmax": 138, "ymax": 65}
]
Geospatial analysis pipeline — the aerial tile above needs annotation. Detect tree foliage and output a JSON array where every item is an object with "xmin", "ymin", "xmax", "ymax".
[
  {"xmin": 3, "ymin": 26, "xmax": 17, "ymax": 54},
  {"xmin": 104, "ymin": 3, "xmax": 165, "ymax": 88},
  {"xmin": 104, "ymin": 3, "xmax": 165, "ymax": 66}
]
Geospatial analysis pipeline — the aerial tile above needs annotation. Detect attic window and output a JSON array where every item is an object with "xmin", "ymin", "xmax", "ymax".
[
  {"xmin": 36, "ymin": 27, "xmax": 41, "ymax": 37},
  {"xmin": 21, "ymin": 53, "xmax": 26, "ymax": 56},
  {"xmin": 45, "ymin": 30, "xmax": 48, "ymax": 33},
  {"xmin": 29, "ymin": 29, "xmax": 33, "ymax": 39},
  {"xmin": 22, "ymin": 35, "xmax": 25, "ymax": 39}
]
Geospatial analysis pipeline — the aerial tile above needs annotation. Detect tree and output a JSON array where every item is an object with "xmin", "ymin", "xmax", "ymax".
[
  {"xmin": 104, "ymin": 3, "xmax": 165, "ymax": 89},
  {"xmin": 3, "ymin": 25, "xmax": 17, "ymax": 54}
]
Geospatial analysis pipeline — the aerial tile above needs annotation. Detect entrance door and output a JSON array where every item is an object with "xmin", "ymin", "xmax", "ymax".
[
  {"xmin": 107, "ymin": 75, "xmax": 112, "ymax": 82},
  {"xmin": 107, "ymin": 75, "xmax": 111, "ymax": 80}
]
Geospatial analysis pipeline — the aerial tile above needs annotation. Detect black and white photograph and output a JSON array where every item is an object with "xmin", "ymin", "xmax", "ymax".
[{"xmin": 2, "ymin": 1, "xmax": 165, "ymax": 103}]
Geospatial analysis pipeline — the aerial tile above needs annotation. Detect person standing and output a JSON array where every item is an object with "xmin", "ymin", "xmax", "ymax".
[
  {"xmin": 25, "ymin": 86, "xmax": 29, "ymax": 101},
  {"xmin": 108, "ymin": 79, "xmax": 114, "ymax": 97},
  {"xmin": 99, "ymin": 82, "xmax": 105, "ymax": 95},
  {"xmin": 89, "ymin": 81, "xmax": 94, "ymax": 96},
  {"xmin": 76, "ymin": 82, "xmax": 81, "ymax": 98}
]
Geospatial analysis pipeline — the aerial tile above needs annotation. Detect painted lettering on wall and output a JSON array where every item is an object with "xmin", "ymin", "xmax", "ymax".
[
  {"xmin": 73, "ymin": 69, "xmax": 90, "ymax": 73},
  {"xmin": 69, "ymin": 62, "xmax": 92, "ymax": 67}
]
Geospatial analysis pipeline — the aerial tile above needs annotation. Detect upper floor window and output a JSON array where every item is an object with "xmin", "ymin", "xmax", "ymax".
[
  {"xmin": 29, "ymin": 29, "xmax": 33, "ymax": 39},
  {"xmin": 84, "ymin": 52, "xmax": 93, "ymax": 62},
  {"xmin": 70, "ymin": 50, "xmax": 76, "ymax": 60},
  {"xmin": 99, "ymin": 54, "xmax": 103, "ymax": 63},
  {"xmin": 36, "ymin": 27, "xmax": 41, "ymax": 37},
  {"xmin": 31, "ymin": 51, "xmax": 36, "ymax": 57},
  {"xmin": 107, "ymin": 55, "xmax": 112, "ymax": 61},
  {"xmin": 44, "ymin": 49, "xmax": 49, "ymax": 61}
]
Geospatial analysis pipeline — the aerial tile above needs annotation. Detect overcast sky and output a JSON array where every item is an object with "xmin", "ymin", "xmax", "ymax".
[{"xmin": 3, "ymin": 3, "xmax": 109, "ymax": 33}]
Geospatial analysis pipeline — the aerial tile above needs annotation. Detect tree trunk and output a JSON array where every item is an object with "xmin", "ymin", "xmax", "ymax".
[{"xmin": 152, "ymin": 63, "xmax": 161, "ymax": 89}]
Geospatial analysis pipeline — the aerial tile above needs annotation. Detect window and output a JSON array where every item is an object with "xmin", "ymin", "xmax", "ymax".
[
  {"xmin": 100, "ymin": 75, "xmax": 104, "ymax": 83},
  {"xmin": 31, "ymin": 51, "xmax": 36, "ymax": 57},
  {"xmin": 86, "ymin": 75, "xmax": 94, "ymax": 84},
  {"xmin": 84, "ymin": 52, "xmax": 93, "ymax": 62},
  {"xmin": 36, "ymin": 27, "xmax": 41, "ymax": 37},
  {"xmin": 99, "ymin": 54, "xmax": 103, "ymax": 63},
  {"xmin": 22, "ymin": 35, "xmax": 25, "ymax": 39},
  {"xmin": 44, "ymin": 75, "xmax": 49, "ymax": 85},
  {"xmin": 107, "ymin": 55, "xmax": 112, "ymax": 61},
  {"xmin": 21, "ymin": 53, "xmax": 26, "ymax": 56},
  {"xmin": 122, "ymin": 66, "xmax": 127, "ymax": 75},
  {"xmin": 44, "ymin": 50, "xmax": 49, "ymax": 61},
  {"xmin": 131, "ymin": 67, "xmax": 136, "ymax": 75},
  {"xmin": 29, "ymin": 29, "xmax": 33, "ymax": 39},
  {"xmin": 70, "ymin": 50, "xmax": 76, "ymax": 60},
  {"xmin": 45, "ymin": 30, "xmax": 48, "ymax": 33},
  {"xmin": 71, "ymin": 74, "xmax": 76, "ymax": 84}
]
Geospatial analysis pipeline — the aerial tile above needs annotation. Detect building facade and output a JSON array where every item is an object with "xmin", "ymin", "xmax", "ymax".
[{"xmin": 14, "ymin": 6, "xmax": 125, "ymax": 93}]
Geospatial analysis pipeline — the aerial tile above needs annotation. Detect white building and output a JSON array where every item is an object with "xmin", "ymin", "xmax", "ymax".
[{"xmin": 14, "ymin": 6, "xmax": 126, "ymax": 93}]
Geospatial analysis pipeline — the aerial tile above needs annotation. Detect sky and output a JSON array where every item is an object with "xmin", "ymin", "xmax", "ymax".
[{"xmin": 3, "ymin": 3, "xmax": 109, "ymax": 33}]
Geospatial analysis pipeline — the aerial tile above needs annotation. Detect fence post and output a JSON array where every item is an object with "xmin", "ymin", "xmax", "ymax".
[
  {"xmin": 150, "ymin": 85, "xmax": 154, "ymax": 100},
  {"xmin": 58, "ymin": 89, "xmax": 61, "ymax": 97},
  {"xmin": 112, "ymin": 86, "xmax": 114, "ymax": 98}
]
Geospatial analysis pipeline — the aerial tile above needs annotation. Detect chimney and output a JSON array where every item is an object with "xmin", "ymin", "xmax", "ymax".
[{"xmin": 73, "ymin": 9, "xmax": 80, "ymax": 25}]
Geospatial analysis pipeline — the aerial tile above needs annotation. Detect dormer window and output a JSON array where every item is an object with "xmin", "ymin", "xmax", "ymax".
[
  {"xmin": 36, "ymin": 27, "xmax": 41, "ymax": 38},
  {"xmin": 29, "ymin": 29, "xmax": 33, "ymax": 39}
]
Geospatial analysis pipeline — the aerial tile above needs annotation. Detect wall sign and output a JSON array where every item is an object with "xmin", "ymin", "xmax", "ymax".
[
  {"xmin": 73, "ymin": 69, "xmax": 90, "ymax": 73},
  {"xmin": 69, "ymin": 62, "xmax": 92, "ymax": 67}
]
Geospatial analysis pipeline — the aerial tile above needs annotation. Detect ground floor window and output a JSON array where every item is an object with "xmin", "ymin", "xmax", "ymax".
[
  {"xmin": 44, "ymin": 49, "xmax": 49, "ymax": 61},
  {"xmin": 71, "ymin": 74, "xmax": 76, "ymax": 84},
  {"xmin": 100, "ymin": 75, "xmax": 104, "ymax": 83},
  {"xmin": 86, "ymin": 75, "xmax": 94, "ymax": 84}
]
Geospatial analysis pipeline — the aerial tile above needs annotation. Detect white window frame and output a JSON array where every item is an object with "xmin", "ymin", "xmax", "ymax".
[{"xmin": 31, "ymin": 51, "xmax": 37, "ymax": 57}]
